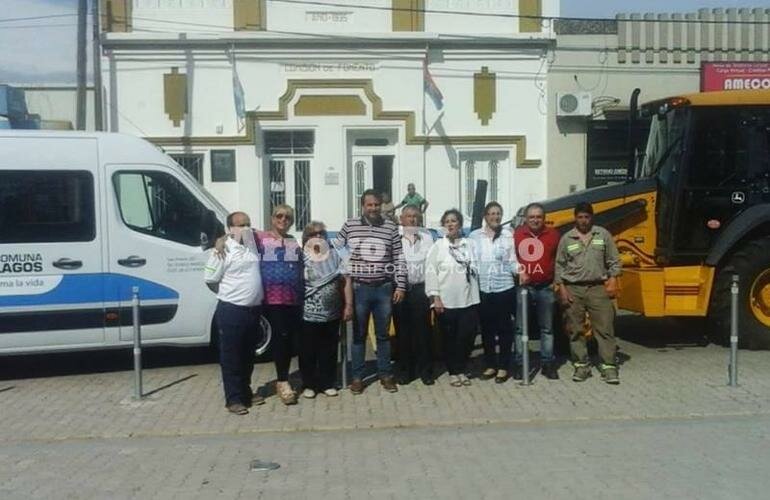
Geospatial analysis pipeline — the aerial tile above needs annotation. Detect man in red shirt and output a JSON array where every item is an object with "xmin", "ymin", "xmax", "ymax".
[{"xmin": 513, "ymin": 202, "xmax": 561, "ymax": 379}]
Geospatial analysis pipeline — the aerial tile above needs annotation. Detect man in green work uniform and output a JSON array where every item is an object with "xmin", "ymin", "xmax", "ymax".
[
  {"xmin": 394, "ymin": 183, "xmax": 429, "ymax": 214},
  {"xmin": 554, "ymin": 202, "xmax": 622, "ymax": 384}
]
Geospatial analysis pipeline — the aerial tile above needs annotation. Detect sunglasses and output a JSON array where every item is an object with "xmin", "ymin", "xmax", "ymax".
[
  {"xmin": 274, "ymin": 213, "xmax": 292, "ymax": 220},
  {"xmin": 233, "ymin": 222, "xmax": 251, "ymax": 228}
]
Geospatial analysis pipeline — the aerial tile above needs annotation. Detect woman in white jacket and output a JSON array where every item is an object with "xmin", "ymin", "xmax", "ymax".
[{"xmin": 425, "ymin": 209, "xmax": 480, "ymax": 387}]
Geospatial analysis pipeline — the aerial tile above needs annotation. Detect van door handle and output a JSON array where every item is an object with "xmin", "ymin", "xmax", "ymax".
[
  {"xmin": 52, "ymin": 258, "xmax": 83, "ymax": 270},
  {"xmin": 118, "ymin": 256, "xmax": 147, "ymax": 268}
]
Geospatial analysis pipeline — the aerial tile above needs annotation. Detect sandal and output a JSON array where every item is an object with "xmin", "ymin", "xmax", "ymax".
[
  {"xmin": 459, "ymin": 374, "xmax": 471, "ymax": 386},
  {"xmin": 276, "ymin": 381, "xmax": 298, "ymax": 405},
  {"xmin": 449, "ymin": 375, "xmax": 463, "ymax": 387},
  {"xmin": 494, "ymin": 370, "xmax": 509, "ymax": 384}
]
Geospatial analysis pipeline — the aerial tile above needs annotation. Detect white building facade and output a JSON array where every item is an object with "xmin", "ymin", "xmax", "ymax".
[{"xmin": 100, "ymin": 0, "xmax": 557, "ymax": 230}]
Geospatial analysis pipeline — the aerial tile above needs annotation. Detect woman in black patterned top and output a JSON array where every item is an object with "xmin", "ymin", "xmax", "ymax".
[{"xmin": 299, "ymin": 222, "xmax": 353, "ymax": 398}]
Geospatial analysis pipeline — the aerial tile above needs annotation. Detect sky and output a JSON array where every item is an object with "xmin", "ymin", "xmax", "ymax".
[{"xmin": 0, "ymin": 0, "xmax": 768, "ymax": 85}]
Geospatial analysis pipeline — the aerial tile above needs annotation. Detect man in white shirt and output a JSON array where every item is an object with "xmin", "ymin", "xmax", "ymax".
[
  {"xmin": 204, "ymin": 211, "xmax": 264, "ymax": 415},
  {"xmin": 393, "ymin": 205, "xmax": 435, "ymax": 386}
]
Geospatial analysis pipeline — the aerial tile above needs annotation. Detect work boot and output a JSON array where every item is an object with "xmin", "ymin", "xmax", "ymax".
[
  {"xmin": 542, "ymin": 363, "xmax": 559, "ymax": 380},
  {"xmin": 572, "ymin": 363, "xmax": 592, "ymax": 382},
  {"xmin": 600, "ymin": 364, "xmax": 620, "ymax": 385}
]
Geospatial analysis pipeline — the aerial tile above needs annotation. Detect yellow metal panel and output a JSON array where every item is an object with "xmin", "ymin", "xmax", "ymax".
[
  {"xmin": 294, "ymin": 95, "xmax": 366, "ymax": 116},
  {"xmin": 618, "ymin": 269, "xmax": 665, "ymax": 316},
  {"xmin": 392, "ymin": 0, "xmax": 423, "ymax": 32},
  {"xmin": 163, "ymin": 68, "xmax": 187, "ymax": 127},
  {"xmin": 546, "ymin": 189, "xmax": 658, "ymax": 269},
  {"xmin": 474, "ymin": 67, "xmax": 496, "ymax": 126},
  {"xmin": 234, "ymin": 0, "xmax": 266, "ymax": 31},
  {"xmin": 663, "ymin": 266, "xmax": 714, "ymax": 316},
  {"xmin": 101, "ymin": 0, "xmax": 131, "ymax": 32},
  {"xmin": 519, "ymin": 0, "xmax": 542, "ymax": 33}
]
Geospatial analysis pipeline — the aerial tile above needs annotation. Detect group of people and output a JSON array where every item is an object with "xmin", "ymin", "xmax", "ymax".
[{"xmin": 204, "ymin": 188, "xmax": 622, "ymax": 416}]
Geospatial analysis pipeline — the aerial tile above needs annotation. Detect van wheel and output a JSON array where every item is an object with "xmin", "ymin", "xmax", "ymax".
[
  {"xmin": 208, "ymin": 315, "xmax": 273, "ymax": 361},
  {"xmin": 255, "ymin": 314, "xmax": 273, "ymax": 360},
  {"xmin": 709, "ymin": 237, "xmax": 770, "ymax": 350}
]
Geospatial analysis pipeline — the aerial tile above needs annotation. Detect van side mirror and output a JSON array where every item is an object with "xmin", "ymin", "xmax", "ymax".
[{"xmin": 200, "ymin": 209, "xmax": 224, "ymax": 250}]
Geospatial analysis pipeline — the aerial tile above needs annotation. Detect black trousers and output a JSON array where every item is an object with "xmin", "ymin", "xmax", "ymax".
[
  {"xmin": 438, "ymin": 305, "xmax": 479, "ymax": 376},
  {"xmin": 215, "ymin": 301, "xmax": 260, "ymax": 406},
  {"xmin": 299, "ymin": 319, "xmax": 340, "ymax": 391},
  {"xmin": 479, "ymin": 288, "xmax": 516, "ymax": 370},
  {"xmin": 264, "ymin": 304, "xmax": 302, "ymax": 382},
  {"xmin": 393, "ymin": 283, "xmax": 433, "ymax": 381}
]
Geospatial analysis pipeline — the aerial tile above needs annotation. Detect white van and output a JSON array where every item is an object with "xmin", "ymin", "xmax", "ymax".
[{"xmin": 0, "ymin": 131, "xmax": 266, "ymax": 355}]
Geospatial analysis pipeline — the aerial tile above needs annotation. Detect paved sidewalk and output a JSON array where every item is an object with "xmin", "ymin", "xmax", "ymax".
[
  {"xmin": 2, "ymin": 415, "xmax": 769, "ymax": 500},
  {"xmin": 2, "ymin": 317, "xmax": 769, "ymax": 443}
]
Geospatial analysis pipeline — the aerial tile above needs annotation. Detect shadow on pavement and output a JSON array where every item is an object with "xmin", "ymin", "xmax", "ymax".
[
  {"xmin": 614, "ymin": 313, "xmax": 710, "ymax": 350},
  {"xmin": 0, "ymin": 346, "xmax": 221, "ymax": 381}
]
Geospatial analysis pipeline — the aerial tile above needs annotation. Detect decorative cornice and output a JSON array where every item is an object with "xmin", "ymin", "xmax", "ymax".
[{"xmin": 147, "ymin": 78, "xmax": 541, "ymax": 167}]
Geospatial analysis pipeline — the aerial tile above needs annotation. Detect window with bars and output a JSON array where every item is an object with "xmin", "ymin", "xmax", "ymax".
[
  {"xmin": 264, "ymin": 130, "xmax": 314, "ymax": 154},
  {"xmin": 464, "ymin": 159, "xmax": 475, "ymax": 218},
  {"xmin": 268, "ymin": 160, "xmax": 286, "ymax": 209},
  {"xmin": 354, "ymin": 160, "xmax": 366, "ymax": 217},
  {"xmin": 489, "ymin": 159, "xmax": 499, "ymax": 203},
  {"xmin": 170, "ymin": 153, "xmax": 204, "ymax": 184},
  {"xmin": 462, "ymin": 157, "xmax": 500, "ymax": 218},
  {"xmin": 294, "ymin": 160, "xmax": 311, "ymax": 230}
]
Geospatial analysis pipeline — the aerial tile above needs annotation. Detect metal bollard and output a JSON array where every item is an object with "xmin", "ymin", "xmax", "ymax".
[
  {"xmin": 339, "ymin": 320, "xmax": 350, "ymax": 389},
  {"xmin": 132, "ymin": 286, "xmax": 143, "ymax": 399},
  {"xmin": 729, "ymin": 275, "xmax": 739, "ymax": 387},
  {"xmin": 519, "ymin": 287, "xmax": 531, "ymax": 386}
]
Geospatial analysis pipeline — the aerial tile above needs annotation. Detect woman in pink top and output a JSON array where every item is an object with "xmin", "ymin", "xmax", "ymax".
[{"xmin": 257, "ymin": 204, "xmax": 303, "ymax": 405}]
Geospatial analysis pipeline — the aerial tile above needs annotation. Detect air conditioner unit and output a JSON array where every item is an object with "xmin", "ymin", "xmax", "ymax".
[{"xmin": 556, "ymin": 92, "xmax": 592, "ymax": 117}]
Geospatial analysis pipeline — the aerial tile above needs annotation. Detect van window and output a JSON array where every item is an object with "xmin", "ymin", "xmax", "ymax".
[
  {"xmin": 113, "ymin": 171, "xmax": 205, "ymax": 246},
  {"xmin": 0, "ymin": 170, "xmax": 95, "ymax": 243}
]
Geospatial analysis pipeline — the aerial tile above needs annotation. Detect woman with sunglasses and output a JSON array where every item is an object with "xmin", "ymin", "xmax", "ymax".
[
  {"xmin": 469, "ymin": 201, "xmax": 517, "ymax": 384},
  {"xmin": 425, "ymin": 209, "xmax": 480, "ymax": 387},
  {"xmin": 298, "ymin": 222, "xmax": 353, "ymax": 398},
  {"xmin": 257, "ymin": 205, "xmax": 304, "ymax": 405}
]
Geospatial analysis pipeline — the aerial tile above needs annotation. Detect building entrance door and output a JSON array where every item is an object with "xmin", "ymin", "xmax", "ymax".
[{"xmin": 350, "ymin": 153, "xmax": 394, "ymax": 216}]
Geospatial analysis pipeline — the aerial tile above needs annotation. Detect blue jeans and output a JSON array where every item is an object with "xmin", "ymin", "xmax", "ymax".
[
  {"xmin": 352, "ymin": 281, "xmax": 393, "ymax": 379},
  {"xmin": 514, "ymin": 284, "xmax": 555, "ymax": 364}
]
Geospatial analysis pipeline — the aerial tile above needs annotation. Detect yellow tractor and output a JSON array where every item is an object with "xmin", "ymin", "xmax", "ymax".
[{"xmin": 530, "ymin": 89, "xmax": 770, "ymax": 349}]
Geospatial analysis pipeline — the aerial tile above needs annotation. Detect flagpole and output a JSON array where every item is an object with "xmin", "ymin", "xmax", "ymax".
[{"xmin": 422, "ymin": 45, "xmax": 428, "ymax": 226}]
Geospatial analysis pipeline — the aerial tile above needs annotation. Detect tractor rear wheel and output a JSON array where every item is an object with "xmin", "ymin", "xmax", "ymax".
[{"xmin": 709, "ymin": 237, "xmax": 770, "ymax": 350}]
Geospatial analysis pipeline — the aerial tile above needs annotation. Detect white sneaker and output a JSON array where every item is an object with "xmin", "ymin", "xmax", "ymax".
[
  {"xmin": 323, "ymin": 388, "xmax": 339, "ymax": 397},
  {"xmin": 302, "ymin": 388, "xmax": 316, "ymax": 399}
]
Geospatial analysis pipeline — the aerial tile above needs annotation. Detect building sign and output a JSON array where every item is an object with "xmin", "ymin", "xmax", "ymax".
[
  {"xmin": 701, "ymin": 62, "xmax": 770, "ymax": 92},
  {"xmin": 305, "ymin": 11, "xmax": 353, "ymax": 23},
  {"xmin": 282, "ymin": 62, "xmax": 378, "ymax": 74}
]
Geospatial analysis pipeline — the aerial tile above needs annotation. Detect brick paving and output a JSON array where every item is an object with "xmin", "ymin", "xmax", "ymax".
[{"xmin": 1, "ymin": 317, "xmax": 769, "ymax": 443}]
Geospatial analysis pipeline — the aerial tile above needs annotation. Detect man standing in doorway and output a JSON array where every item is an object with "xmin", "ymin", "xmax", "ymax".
[
  {"xmin": 336, "ymin": 189, "xmax": 406, "ymax": 394},
  {"xmin": 514, "ymin": 202, "xmax": 561, "ymax": 380},
  {"xmin": 554, "ymin": 202, "xmax": 622, "ymax": 384},
  {"xmin": 393, "ymin": 204, "xmax": 435, "ymax": 386},
  {"xmin": 394, "ymin": 183, "xmax": 429, "ymax": 214}
]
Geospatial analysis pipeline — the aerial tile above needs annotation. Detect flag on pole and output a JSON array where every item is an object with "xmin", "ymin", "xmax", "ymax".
[
  {"xmin": 229, "ymin": 49, "xmax": 246, "ymax": 123},
  {"xmin": 423, "ymin": 55, "xmax": 443, "ymax": 111}
]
